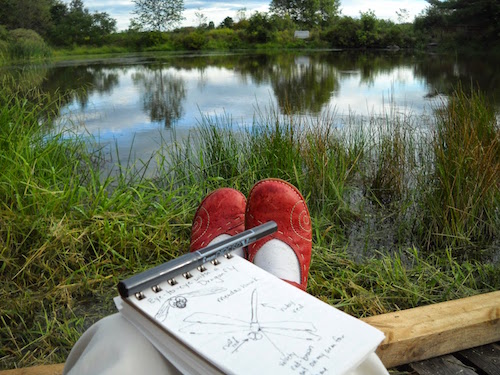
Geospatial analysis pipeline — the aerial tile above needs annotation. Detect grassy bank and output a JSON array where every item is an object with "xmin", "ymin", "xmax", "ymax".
[{"xmin": 0, "ymin": 86, "xmax": 498, "ymax": 369}]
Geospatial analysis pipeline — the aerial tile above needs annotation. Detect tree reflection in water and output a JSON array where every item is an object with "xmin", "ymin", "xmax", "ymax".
[
  {"xmin": 132, "ymin": 65, "xmax": 186, "ymax": 128},
  {"xmin": 0, "ymin": 64, "xmax": 120, "ymax": 124},
  {"xmin": 42, "ymin": 65, "xmax": 120, "ymax": 109},
  {"xmin": 270, "ymin": 55, "xmax": 340, "ymax": 114}
]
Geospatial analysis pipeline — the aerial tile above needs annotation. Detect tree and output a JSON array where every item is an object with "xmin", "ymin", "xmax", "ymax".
[
  {"xmin": 357, "ymin": 10, "xmax": 379, "ymax": 47},
  {"xmin": 270, "ymin": 0, "xmax": 340, "ymax": 27},
  {"xmin": 396, "ymin": 8, "xmax": 410, "ymax": 23},
  {"xmin": 324, "ymin": 16, "xmax": 360, "ymax": 47},
  {"xmin": 132, "ymin": 0, "xmax": 184, "ymax": 31},
  {"xmin": 236, "ymin": 8, "xmax": 247, "ymax": 22},
  {"xmin": 424, "ymin": 0, "xmax": 500, "ymax": 43},
  {"xmin": 219, "ymin": 17, "xmax": 234, "ymax": 29},
  {"xmin": 91, "ymin": 11, "xmax": 117, "ymax": 36},
  {"xmin": 48, "ymin": 0, "xmax": 116, "ymax": 46},
  {"xmin": 246, "ymin": 12, "xmax": 275, "ymax": 43},
  {"xmin": 0, "ymin": 0, "xmax": 55, "ymax": 37},
  {"xmin": 194, "ymin": 9, "xmax": 207, "ymax": 28}
]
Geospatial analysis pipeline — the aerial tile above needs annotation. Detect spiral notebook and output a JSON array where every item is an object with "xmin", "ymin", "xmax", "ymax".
[{"xmin": 115, "ymin": 224, "xmax": 386, "ymax": 375}]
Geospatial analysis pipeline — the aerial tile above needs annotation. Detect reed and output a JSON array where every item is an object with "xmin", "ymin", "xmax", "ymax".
[{"xmin": 420, "ymin": 85, "xmax": 499, "ymax": 253}]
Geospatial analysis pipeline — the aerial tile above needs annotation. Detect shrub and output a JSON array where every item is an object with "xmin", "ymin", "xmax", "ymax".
[
  {"xmin": 205, "ymin": 28, "xmax": 240, "ymax": 50},
  {"xmin": 7, "ymin": 28, "xmax": 51, "ymax": 60},
  {"xmin": 105, "ymin": 31, "xmax": 170, "ymax": 51},
  {"xmin": 323, "ymin": 17, "xmax": 361, "ymax": 48},
  {"xmin": 275, "ymin": 30, "xmax": 300, "ymax": 47},
  {"xmin": 182, "ymin": 31, "xmax": 207, "ymax": 50}
]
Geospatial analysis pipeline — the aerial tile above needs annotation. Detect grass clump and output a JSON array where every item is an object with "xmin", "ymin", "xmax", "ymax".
[
  {"xmin": 420, "ymin": 86, "xmax": 499, "ymax": 253},
  {"xmin": 308, "ymin": 246, "xmax": 500, "ymax": 317},
  {"xmin": 166, "ymin": 87, "xmax": 498, "ymax": 257}
]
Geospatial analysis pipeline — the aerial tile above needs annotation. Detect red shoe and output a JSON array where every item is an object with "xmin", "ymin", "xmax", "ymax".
[
  {"xmin": 190, "ymin": 188, "xmax": 246, "ymax": 252},
  {"xmin": 245, "ymin": 179, "xmax": 312, "ymax": 290}
]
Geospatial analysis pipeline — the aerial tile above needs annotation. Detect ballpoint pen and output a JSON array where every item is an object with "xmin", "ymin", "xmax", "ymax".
[{"xmin": 118, "ymin": 221, "xmax": 277, "ymax": 298}]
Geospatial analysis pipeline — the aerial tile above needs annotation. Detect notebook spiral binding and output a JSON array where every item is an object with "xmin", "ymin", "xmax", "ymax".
[
  {"xmin": 134, "ymin": 252, "xmax": 235, "ymax": 301},
  {"xmin": 118, "ymin": 222, "xmax": 276, "ymax": 300}
]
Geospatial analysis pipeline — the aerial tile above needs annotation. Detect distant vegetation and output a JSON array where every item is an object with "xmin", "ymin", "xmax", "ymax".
[{"xmin": 0, "ymin": 0, "xmax": 499, "ymax": 62}]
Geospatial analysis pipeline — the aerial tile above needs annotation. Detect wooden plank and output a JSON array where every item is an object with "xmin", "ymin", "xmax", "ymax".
[
  {"xmin": 0, "ymin": 364, "xmax": 64, "ymax": 375},
  {"xmin": 361, "ymin": 291, "xmax": 500, "ymax": 368},
  {"xmin": 409, "ymin": 355, "xmax": 479, "ymax": 375},
  {"xmin": 456, "ymin": 343, "xmax": 500, "ymax": 375}
]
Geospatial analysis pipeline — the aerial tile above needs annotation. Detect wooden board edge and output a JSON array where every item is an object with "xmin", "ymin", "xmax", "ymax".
[
  {"xmin": 0, "ymin": 364, "xmax": 65, "ymax": 375},
  {"xmin": 361, "ymin": 291, "xmax": 500, "ymax": 368}
]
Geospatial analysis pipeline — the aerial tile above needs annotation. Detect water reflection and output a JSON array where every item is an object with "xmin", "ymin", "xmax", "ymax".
[
  {"xmin": 1, "ymin": 51, "xmax": 499, "ymax": 167},
  {"xmin": 269, "ymin": 55, "xmax": 340, "ymax": 114},
  {"xmin": 40, "ymin": 65, "xmax": 120, "ymax": 109},
  {"xmin": 132, "ymin": 65, "xmax": 186, "ymax": 128},
  {"xmin": 413, "ymin": 54, "xmax": 500, "ymax": 100}
]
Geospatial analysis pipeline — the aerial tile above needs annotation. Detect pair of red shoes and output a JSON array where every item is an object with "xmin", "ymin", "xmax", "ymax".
[{"xmin": 190, "ymin": 178, "xmax": 312, "ymax": 290}]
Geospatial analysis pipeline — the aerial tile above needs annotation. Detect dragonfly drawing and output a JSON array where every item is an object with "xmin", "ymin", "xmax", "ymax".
[
  {"xmin": 154, "ymin": 286, "xmax": 226, "ymax": 322},
  {"xmin": 179, "ymin": 288, "xmax": 320, "ymax": 355}
]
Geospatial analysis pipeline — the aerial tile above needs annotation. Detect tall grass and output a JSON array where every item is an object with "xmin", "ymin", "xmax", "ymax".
[
  {"xmin": 421, "ymin": 86, "xmax": 499, "ymax": 253},
  {"xmin": 0, "ymin": 90, "xmax": 193, "ymax": 368},
  {"xmin": 0, "ymin": 86, "xmax": 498, "ymax": 369},
  {"xmin": 165, "ymin": 87, "xmax": 498, "ymax": 255}
]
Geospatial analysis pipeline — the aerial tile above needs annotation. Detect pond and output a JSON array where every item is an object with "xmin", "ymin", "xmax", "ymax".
[{"xmin": 4, "ymin": 50, "xmax": 500, "ymax": 168}]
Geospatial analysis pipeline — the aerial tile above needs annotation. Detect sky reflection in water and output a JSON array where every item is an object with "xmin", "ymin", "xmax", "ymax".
[{"xmin": 52, "ymin": 51, "xmax": 482, "ymax": 167}]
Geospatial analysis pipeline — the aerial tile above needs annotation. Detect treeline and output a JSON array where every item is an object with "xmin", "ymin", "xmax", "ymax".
[
  {"xmin": 415, "ymin": 0, "xmax": 500, "ymax": 48},
  {"xmin": 104, "ymin": 10, "xmax": 420, "ymax": 53},
  {"xmin": 0, "ymin": 0, "xmax": 115, "ymax": 60},
  {"xmin": 0, "ymin": 3, "xmax": 420, "ymax": 59},
  {"xmin": 1, "ymin": 0, "xmax": 499, "ymax": 61}
]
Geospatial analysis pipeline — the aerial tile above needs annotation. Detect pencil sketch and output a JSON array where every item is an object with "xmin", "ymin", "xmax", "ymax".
[
  {"xmin": 155, "ymin": 287, "xmax": 226, "ymax": 322},
  {"xmin": 179, "ymin": 289, "xmax": 320, "ymax": 355}
]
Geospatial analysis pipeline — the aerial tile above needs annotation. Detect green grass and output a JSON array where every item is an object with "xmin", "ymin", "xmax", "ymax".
[
  {"xmin": 52, "ymin": 45, "xmax": 129, "ymax": 58},
  {"xmin": 422, "ymin": 85, "xmax": 499, "ymax": 253},
  {"xmin": 0, "ymin": 86, "xmax": 498, "ymax": 369}
]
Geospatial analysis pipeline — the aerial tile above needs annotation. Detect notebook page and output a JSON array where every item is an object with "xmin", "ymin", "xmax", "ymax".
[
  {"xmin": 116, "ymin": 297, "xmax": 223, "ymax": 375},
  {"xmin": 121, "ymin": 255, "xmax": 385, "ymax": 375}
]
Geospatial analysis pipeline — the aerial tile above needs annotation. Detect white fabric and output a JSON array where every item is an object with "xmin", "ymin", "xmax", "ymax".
[
  {"xmin": 252, "ymin": 238, "xmax": 301, "ymax": 283},
  {"xmin": 63, "ymin": 314, "xmax": 181, "ymax": 375}
]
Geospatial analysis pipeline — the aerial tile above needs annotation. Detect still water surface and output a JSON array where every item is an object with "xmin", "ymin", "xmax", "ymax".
[{"xmin": 7, "ymin": 50, "xmax": 500, "ymax": 167}]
